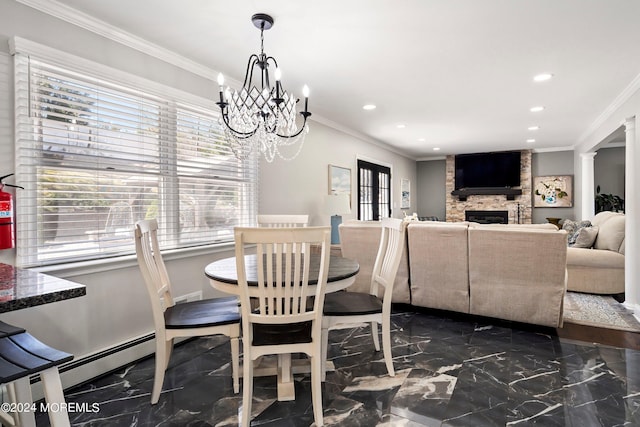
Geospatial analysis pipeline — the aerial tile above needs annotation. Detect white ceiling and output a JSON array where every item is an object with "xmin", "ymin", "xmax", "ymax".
[{"xmin": 42, "ymin": 0, "xmax": 640, "ymax": 158}]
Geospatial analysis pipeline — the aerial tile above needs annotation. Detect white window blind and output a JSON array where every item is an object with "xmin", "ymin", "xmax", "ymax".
[{"xmin": 13, "ymin": 43, "xmax": 258, "ymax": 267}]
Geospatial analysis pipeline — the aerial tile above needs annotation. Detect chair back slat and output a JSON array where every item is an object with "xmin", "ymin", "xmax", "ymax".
[
  {"xmin": 234, "ymin": 227, "xmax": 331, "ymax": 328},
  {"xmin": 371, "ymin": 218, "xmax": 406, "ymax": 297},
  {"xmin": 135, "ymin": 219, "xmax": 175, "ymax": 331}
]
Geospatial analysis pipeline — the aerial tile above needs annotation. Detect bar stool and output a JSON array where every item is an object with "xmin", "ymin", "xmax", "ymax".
[{"xmin": 0, "ymin": 321, "xmax": 73, "ymax": 427}]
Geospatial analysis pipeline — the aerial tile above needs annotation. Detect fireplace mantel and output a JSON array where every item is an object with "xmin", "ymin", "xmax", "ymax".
[{"xmin": 451, "ymin": 187, "xmax": 523, "ymax": 201}]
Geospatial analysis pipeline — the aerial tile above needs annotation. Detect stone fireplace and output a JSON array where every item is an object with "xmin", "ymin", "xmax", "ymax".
[{"xmin": 446, "ymin": 150, "xmax": 532, "ymax": 224}]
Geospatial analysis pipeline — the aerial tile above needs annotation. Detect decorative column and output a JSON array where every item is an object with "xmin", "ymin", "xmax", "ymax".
[
  {"xmin": 580, "ymin": 152, "xmax": 597, "ymax": 220},
  {"xmin": 623, "ymin": 117, "xmax": 638, "ymax": 309}
]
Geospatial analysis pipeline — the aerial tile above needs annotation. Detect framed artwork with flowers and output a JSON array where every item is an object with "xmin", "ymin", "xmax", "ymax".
[{"xmin": 533, "ymin": 175, "xmax": 573, "ymax": 208}]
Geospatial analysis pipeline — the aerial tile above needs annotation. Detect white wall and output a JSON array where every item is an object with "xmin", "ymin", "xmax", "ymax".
[
  {"xmin": 259, "ymin": 121, "xmax": 416, "ymax": 224},
  {"xmin": 0, "ymin": 1, "xmax": 416, "ymax": 388}
]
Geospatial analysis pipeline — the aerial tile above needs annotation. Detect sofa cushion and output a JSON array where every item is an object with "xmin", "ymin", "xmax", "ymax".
[
  {"xmin": 572, "ymin": 225, "xmax": 599, "ymax": 248},
  {"xmin": 566, "ymin": 246, "xmax": 624, "ymax": 269},
  {"xmin": 594, "ymin": 214, "xmax": 625, "ymax": 253},
  {"xmin": 591, "ymin": 211, "xmax": 622, "ymax": 227},
  {"xmin": 562, "ymin": 219, "xmax": 592, "ymax": 245}
]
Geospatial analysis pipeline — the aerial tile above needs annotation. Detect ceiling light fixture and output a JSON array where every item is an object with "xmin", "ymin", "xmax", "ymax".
[
  {"xmin": 528, "ymin": 126, "xmax": 540, "ymax": 131},
  {"xmin": 216, "ymin": 13, "xmax": 311, "ymax": 162},
  {"xmin": 363, "ymin": 104, "xmax": 377, "ymax": 110},
  {"xmin": 533, "ymin": 73, "xmax": 553, "ymax": 82},
  {"xmin": 530, "ymin": 106, "xmax": 545, "ymax": 112},
  {"xmin": 433, "ymin": 147, "xmax": 441, "ymax": 151},
  {"xmin": 396, "ymin": 124, "xmax": 406, "ymax": 129},
  {"xmin": 527, "ymin": 139, "xmax": 536, "ymax": 143}
]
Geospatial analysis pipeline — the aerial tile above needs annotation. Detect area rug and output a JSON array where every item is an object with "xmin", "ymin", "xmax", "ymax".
[{"xmin": 563, "ymin": 292, "xmax": 640, "ymax": 332}]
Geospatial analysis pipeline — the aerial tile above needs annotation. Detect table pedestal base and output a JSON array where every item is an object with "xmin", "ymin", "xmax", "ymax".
[{"xmin": 246, "ymin": 355, "xmax": 335, "ymax": 401}]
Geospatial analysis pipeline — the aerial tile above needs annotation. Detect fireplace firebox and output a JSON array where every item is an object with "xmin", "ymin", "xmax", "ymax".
[{"xmin": 465, "ymin": 210, "xmax": 508, "ymax": 224}]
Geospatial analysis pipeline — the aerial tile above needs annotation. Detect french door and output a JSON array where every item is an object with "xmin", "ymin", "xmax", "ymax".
[{"xmin": 357, "ymin": 160, "xmax": 391, "ymax": 220}]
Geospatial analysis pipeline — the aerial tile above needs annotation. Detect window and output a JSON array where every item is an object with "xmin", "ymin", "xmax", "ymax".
[
  {"xmin": 357, "ymin": 159, "xmax": 391, "ymax": 221},
  {"xmin": 13, "ymin": 41, "xmax": 258, "ymax": 267}
]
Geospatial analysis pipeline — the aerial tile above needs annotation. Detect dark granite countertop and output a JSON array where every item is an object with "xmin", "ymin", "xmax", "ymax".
[{"xmin": 0, "ymin": 263, "xmax": 86, "ymax": 313}]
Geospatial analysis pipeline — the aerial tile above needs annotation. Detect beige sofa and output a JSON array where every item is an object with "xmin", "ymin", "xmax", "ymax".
[
  {"xmin": 566, "ymin": 211, "xmax": 625, "ymax": 294},
  {"xmin": 340, "ymin": 220, "xmax": 568, "ymax": 328}
]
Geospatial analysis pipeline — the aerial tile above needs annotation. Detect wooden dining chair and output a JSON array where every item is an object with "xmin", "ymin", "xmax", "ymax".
[
  {"xmin": 134, "ymin": 219, "xmax": 240, "ymax": 404},
  {"xmin": 321, "ymin": 217, "xmax": 406, "ymax": 379},
  {"xmin": 257, "ymin": 214, "xmax": 309, "ymax": 228},
  {"xmin": 234, "ymin": 226, "xmax": 331, "ymax": 427}
]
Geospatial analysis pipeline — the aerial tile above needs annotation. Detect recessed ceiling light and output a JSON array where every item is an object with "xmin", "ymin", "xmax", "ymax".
[
  {"xmin": 433, "ymin": 147, "xmax": 441, "ymax": 151},
  {"xmin": 533, "ymin": 73, "xmax": 553, "ymax": 82},
  {"xmin": 526, "ymin": 139, "xmax": 536, "ymax": 143},
  {"xmin": 530, "ymin": 106, "xmax": 545, "ymax": 112},
  {"xmin": 396, "ymin": 124, "xmax": 406, "ymax": 129},
  {"xmin": 362, "ymin": 104, "xmax": 376, "ymax": 110},
  {"xmin": 417, "ymin": 138, "xmax": 426, "ymax": 142},
  {"xmin": 528, "ymin": 126, "xmax": 540, "ymax": 131}
]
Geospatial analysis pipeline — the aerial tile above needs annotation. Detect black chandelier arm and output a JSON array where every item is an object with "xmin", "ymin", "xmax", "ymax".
[
  {"xmin": 274, "ymin": 112, "xmax": 311, "ymax": 139},
  {"xmin": 242, "ymin": 54, "xmax": 261, "ymax": 88}
]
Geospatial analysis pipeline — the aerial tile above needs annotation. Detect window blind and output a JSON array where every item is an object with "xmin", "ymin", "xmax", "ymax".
[{"xmin": 13, "ymin": 45, "xmax": 258, "ymax": 267}]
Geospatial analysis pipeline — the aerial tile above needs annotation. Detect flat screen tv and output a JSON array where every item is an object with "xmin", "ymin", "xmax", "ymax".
[{"xmin": 454, "ymin": 151, "xmax": 521, "ymax": 190}]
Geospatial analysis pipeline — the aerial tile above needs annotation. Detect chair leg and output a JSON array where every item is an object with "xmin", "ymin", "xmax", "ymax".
[
  {"xmin": 230, "ymin": 336, "xmax": 240, "ymax": 394},
  {"xmin": 310, "ymin": 353, "xmax": 324, "ymax": 426},
  {"xmin": 371, "ymin": 321, "xmax": 381, "ymax": 351},
  {"xmin": 40, "ymin": 367, "xmax": 71, "ymax": 427},
  {"xmin": 381, "ymin": 317, "xmax": 395, "ymax": 377},
  {"xmin": 151, "ymin": 338, "xmax": 169, "ymax": 404},
  {"xmin": 165, "ymin": 339, "xmax": 174, "ymax": 370},
  {"xmin": 241, "ymin": 356, "xmax": 254, "ymax": 427},
  {"xmin": 12, "ymin": 377, "xmax": 36, "ymax": 427},
  {"xmin": 321, "ymin": 320, "xmax": 329, "ymax": 381}
]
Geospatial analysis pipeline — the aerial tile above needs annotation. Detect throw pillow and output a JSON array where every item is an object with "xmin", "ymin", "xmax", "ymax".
[
  {"xmin": 572, "ymin": 225, "xmax": 599, "ymax": 248},
  {"xmin": 562, "ymin": 219, "xmax": 592, "ymax": 246}
]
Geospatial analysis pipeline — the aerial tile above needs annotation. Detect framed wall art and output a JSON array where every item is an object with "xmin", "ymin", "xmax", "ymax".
[
  {"xmin": 401, "ymin": 178, "xmax": 410, "ymax": 209},
  {"xmin": 533, "ymin": 175, "xmax": 573, "ymax": 208},
  {"xmin": 328, "ymin": 165, "xmax": 351, "ymax": 196}
]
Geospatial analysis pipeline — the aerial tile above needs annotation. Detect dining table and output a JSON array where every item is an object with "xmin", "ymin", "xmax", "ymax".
[{"xmin": 204, "ymin": 253, "xmax": 359, "ymax": 401}]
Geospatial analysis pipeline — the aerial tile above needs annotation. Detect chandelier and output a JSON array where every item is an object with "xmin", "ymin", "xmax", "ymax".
[{"xmin": 215, "ymin": 13, "xmax": 311, "ymax": 162}]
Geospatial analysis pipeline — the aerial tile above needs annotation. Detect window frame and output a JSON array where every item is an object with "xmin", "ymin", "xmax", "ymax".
[{"xmin": 11, "ymin": 37, "xmax": 258, "ymax": 268}]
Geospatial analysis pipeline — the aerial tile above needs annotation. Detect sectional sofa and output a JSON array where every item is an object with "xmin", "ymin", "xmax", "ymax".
[
  {"xmin": 566, "ymin": 211, "xmax": 625, "ymax": 294},
  {"xmin": 339, "ymin": 220, "xmax": 568, "ymax": 328}
]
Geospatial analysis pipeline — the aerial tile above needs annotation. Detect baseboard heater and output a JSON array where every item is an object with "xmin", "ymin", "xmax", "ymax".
[{"xmin": 29, "ymin": 333, "xmax": 156, "ymax": 387}]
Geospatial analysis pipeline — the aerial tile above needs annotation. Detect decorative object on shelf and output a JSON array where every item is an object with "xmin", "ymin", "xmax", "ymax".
[
  {"xmin": 401, "ymin": 178, "xmax": 410, "ymax": 209},
  {"xmin": 533, "ymin": 175, "xmax": 573, "ymax": 208},
  {"xmin": 594, "ymin": 185, "xmax": 624, "ymax": 213},
  {"xmin": 546, "ymin": 217, "xmax": 562, "ymax": 229},
  {"xmin": 329, "ymin": 165, "xmax": 351, "ymax": 196},
  {"xmin": 215, "ymin": 13, "xmax": 311, "ymax": 162},
  {"xmin": 325, "ymin": 193, "xmax": 351, "ymax": 244}
]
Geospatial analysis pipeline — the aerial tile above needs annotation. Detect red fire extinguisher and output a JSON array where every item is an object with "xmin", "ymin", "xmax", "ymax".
[{"xmin": 0, "ymin": 174, "xmax": 23, "ymax": 250}]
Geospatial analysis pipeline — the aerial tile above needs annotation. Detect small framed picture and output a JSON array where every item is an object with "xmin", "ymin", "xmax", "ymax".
[
  {"xmin": 533, "ymin": 175, "xmax": 573, "ymax": 208},
  {"xmin": 328, "ymin": 165, "xmax": 351, "ymax": 196},
  {"xmin": 401, "ymin": 179, "xmax": 410, "ymax": 209}
]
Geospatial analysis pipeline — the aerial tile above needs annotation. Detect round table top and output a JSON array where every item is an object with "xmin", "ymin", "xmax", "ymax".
[{"xmin": 204, "ymin": 254, "xmax": 359, "ymax": 286}]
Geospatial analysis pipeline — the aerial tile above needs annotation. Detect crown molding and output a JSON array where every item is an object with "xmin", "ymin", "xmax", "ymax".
[
  {"xmin": 578, "ymin": 70, "xmax": 640, "ymax": 145},
  {"xmin": 531, "ymin": 145, "xmax": 575, "ymax": 153},
  {"xmin": 310, "ymin": 115, "xmax": 416, "ymax": 160},
  {"xmin": 16, "ymin": 0, "xmax": 217, "ymax": 81}
]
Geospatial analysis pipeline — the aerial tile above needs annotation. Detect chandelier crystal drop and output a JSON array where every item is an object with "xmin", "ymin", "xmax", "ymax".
[{"xmin": 216, "ymin": 13, "xmax": 311, "ymax": 162}]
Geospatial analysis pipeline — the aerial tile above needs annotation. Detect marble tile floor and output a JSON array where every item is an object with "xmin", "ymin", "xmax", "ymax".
[{"xmin": 36, "ymin": 308, "xmax": 640, "ymax": 426}]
